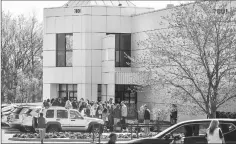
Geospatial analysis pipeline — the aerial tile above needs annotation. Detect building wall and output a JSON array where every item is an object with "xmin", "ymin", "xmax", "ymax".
[
  {"xmin": 43, "ymin": 5, "xmax": 153, "ymax": 101},
  {"xmin": 43, "ymin": 3, "xmax": 236, "ymax": 121},
  {"xmin": 130, "ymin": 2, "xmax": 236, "ymax": 121}
]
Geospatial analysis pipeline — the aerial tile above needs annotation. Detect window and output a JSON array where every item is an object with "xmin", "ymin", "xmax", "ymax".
[
  {"xmin": 220, "ymin": 123, "xmax": 236, "ymax": 133},
  {"xmin": 58, "ymin": 84, "xmax": 77, "ymax": 101},
  {"xmin": 19, "ymin": 108, "xmax": 29, "ymax": 114},
  {"xmin": 57, "ymin": 110, "xmax": 68, "ymax": 119},
  {"xmin": 115, "ymin": 85, "xmax": 137, "ymax": 118},
  {"xmin": 56, "ymin": 33, "xmax": 73, "ymax": 67},
  {"xmin": 107, "ymin": 33, "xmax": 131, "ymax": 67},
  {"xmin": 199, "ymin": 122, "xmax": 210, "ymax": 135},
  {"xmin": 70, "ymin": 110, "xmax": 83, "ymax": 119},
  {"xmin": 97, "ymin": 84, "xmax": 102, "ymax": 102},
  {"xmin": 46, "ymin": 110, "xmax": 54, "ymax": 118},
  {"xmin": 13, "ymin": 108, "xmax": 23, "ymax": 114}
]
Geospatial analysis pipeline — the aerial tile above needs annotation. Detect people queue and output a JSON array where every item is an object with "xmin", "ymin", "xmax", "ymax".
[{"xmin": 42, "ymin": 98, "xmax": 128, "ymax": 131}]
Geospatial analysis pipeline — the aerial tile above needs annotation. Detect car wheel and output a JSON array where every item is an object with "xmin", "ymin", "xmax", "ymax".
[
  {"xmin": 19, "ymin": 127, "xmax": 26, "ymax": 132},
  {"xmin": 24, "ymin": 126, "xmax": 33, "ymax": 133},
  {"xmin": 47, "ymin": 125, "xmax": 59, "ymax": 133}
]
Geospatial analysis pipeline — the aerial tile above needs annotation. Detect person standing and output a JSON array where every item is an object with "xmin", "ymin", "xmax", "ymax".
[
  {"xmin": 206, "ymin": 120, "xmax": 225, "ymax": 144},
  {"xmin": 65, "ymin": 99, "xmax": 73, "ymax": 109},
  {"xmin": 108, "ymin": 104, "xmax": 114, "ymax": 131},
  {"xmin": 91, "ymin": 103, "xmax": 97, "ymax": 118},
  {"xmin": 121, "ymin": 101, "xmax": 127, "ymax": 129},
  {"xmin": 144, "ymin": 105, "xmax": 151, "ymax": 135},
  {"xmin": 113, "ymin": 104, "xmax": 121, "ymax": 126},
  {"xmin": 72, "ymin": 100, "xmax": 77, "ymax": 109},
  {"xmin": 37, "ymin": 113, "xmax": 47, "ymax": 144},
  {"xmin": 85, "ymin": 104, "xmax": 91, "ymax": 117},
  {"xmin": 170, "ymin": 104, "xmax": 178, "ymax": 125}
]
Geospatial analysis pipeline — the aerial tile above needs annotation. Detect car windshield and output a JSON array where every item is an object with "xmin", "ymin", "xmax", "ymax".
[
  {"xmin": 30, "ymin": 108, "xmax": 41, "ymax": 116},
  {"xmin": 20, "ymin": 108, "xmax": 30, "ymax": 114},
  {"xmin": 13, "ymin": 108, "xmax": 22, "ymax": 114}
]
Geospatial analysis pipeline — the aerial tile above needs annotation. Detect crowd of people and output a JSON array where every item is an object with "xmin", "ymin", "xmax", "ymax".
[{"xmin": 42, "ymin": 97, "xmax": 129, "ymax": 131}]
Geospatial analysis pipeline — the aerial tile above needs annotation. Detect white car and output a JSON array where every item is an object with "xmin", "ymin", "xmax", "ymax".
[
  {"xmin": 8, "ymin": 106, "xmax": 37, "ymax": 129},
  {"xmin": 20, "ymin": 106, "xmax": 43, "ymax": 132},
  {"xmin": 22, "ymin": 106, "xmax": 104, "ymax": 133},
  {"xmin": 1, "ymin": 105, "xmax": 18, "ymax": 125}
]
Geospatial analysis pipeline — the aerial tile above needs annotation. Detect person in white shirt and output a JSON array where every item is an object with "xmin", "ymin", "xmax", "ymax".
[
  {"xmin": 65, "ymin": 99, "xmax": 72, "ymax": 109},
  {"xmin": 206, "ymin": 119, "xmax": 225, "ymax": 144},
  {"xmin": 121, "ymin": 101, "xmax": 128, "ymax": 129}
]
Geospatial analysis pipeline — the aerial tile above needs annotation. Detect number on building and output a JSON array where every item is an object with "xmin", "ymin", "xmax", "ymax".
[{"xmin": 74, "ymin": 9, "xmax": 81, "ymax": 13}]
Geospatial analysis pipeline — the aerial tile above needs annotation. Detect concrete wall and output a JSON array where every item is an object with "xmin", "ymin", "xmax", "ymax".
[{"xmin": 43, "ymin": 5, "xmax": 153, "ymax": 101}]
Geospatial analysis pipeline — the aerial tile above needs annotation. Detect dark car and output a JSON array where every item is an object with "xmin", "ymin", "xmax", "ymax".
[{"xmin": 127, "ymin": 119, "xmax": 236, "ymax": 144}]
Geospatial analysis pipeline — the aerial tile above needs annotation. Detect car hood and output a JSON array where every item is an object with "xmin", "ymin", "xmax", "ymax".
[
  {"xmin": 127, "ymin": 138, "xmax": 148, "ymax": 144},
  {"xmin": 84, "ymin": 117, "xmax": 104, "ymax": 124}
]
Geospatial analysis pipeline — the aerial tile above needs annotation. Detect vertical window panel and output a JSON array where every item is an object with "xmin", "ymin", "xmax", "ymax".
[
  {"xmin": 68, "ymin": 84, "xmax": 73, "ymax": 91},
  {"xmin": 57, "ymin": 34, "xmax": 66, "ymax": 51},
  {"xmin": 120, "ymin": 34, "xmax": 131, "ymax": 51},
  {"xmin": 115, "ymin": 34, "xmax": 120, "ymax": 51},
  {"xmin": 58, "ymin": 84, "xmax": 77, "ymax": 101},
  {"xmin": 57, "ymin": 51, "xmax": 65, "ymax": 67},
  {"xmin": 66, "ymin": 51, "xmax": 72, "ymax": 66},
  {"xmin": 66, "ymin": 34, "xmax": 73, "ymax": 50},
  {"xmin": 56, "ymin": 33, "xmax": 73, "ymax": 67}
]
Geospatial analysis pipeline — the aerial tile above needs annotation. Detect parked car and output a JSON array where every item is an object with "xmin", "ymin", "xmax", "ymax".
[
  {"xmin": 8, "ymin": 106, "xmax": 34, "ymax": 129},
  {"xmin": 127, "ymin": 119, "xmax": 236, "ymax": 144},
  {"xmin": 20, "ymin": 106, "xmax": 43, "ymax": 132},
  {"xmin": 28, "ymin": 106, "xmax": 104, "ymax": 133},
  {"xmin": 1, "ymin": 104, "xmax": 10, "ymax": 109},
  {"xmin": 1, "ymin": 105, "xmax": 18, "ymax": 125}
]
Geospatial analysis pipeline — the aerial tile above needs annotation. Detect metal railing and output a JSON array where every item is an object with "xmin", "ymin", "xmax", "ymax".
[{"xmin": 90, "ymin": 122, "xmax": 170, "ymax": 143}]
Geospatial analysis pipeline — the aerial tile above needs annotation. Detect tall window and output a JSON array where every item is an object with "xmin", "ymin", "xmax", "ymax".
[
  {"xmin": 115, "ymin": 85, "xmax": 137, "ymax": 118},
  {"xmin": 97, "ymin": 84, "xmax": 102, "ymax": 102},
  {"xmin": 107, "ymin": 33, "xmax": 131, "ymax": 67},
  {"xmin": 56, "ymin": 34, "xmax": 73, "ymax": 67},
  {"xmin": 58, "ymin": 84, "xmax": 77, "ymax": 101}
]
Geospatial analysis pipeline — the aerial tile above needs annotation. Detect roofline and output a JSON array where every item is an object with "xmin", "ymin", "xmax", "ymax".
[
  {"xmin": 131, "ymin": 1, "xmax": 195, "ymax": 17},
  {"xmin": 44, "ymin": 5, "xmax": 154, "ymax": 10}
]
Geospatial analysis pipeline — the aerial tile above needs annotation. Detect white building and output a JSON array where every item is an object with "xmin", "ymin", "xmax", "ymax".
[{"xmin": 43, "ymin": 1, "xmax": 236, "ymax": 121}]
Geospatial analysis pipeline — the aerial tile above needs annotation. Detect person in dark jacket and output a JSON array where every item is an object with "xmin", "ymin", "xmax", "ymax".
[
  {"xmin": 38, "ymin": 113, "xmax": 47, "ymax": 144},
  {"xmin": 50, "ymin": 98, "xmax": 54, "ymax": 105},
  {"xmin": 52, "ymin": 98, "xmax": 59, "ymax": 106},
  {"xmin": 85, "ymin": 104, "xmax": 91, "ymax": 117},
  {"xmin": 113, "ymin": 104, "xmax": 121, "ymax": 126},
  {"xmin": 107, "ymin": 133, "xmax": 117, "ymax": 144},
  {"xmin": 58, "ymin": 98, "xmax": 65, "ymax": 107},
  {"xmin": 144, "ymin": 104, "xmax": 150, "ymax": 135},
  {"xmin": 170, "ymin": 104, "xmax": 178, "ymax": 124},
  {"xmin": 72, "ymin": 100, "xmax": 77, "ymax": 109},
  {"xmin": 108, "ymin": 104, "xmax": 115, "ymax": 131}
]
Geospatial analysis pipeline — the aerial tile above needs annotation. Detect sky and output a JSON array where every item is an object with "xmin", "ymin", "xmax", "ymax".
[{"xmin": 2, "ymin": 1, "xmax": 192, "ymax": 22}]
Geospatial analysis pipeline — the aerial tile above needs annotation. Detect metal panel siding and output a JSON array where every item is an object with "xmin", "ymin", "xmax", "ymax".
[{"xmin": 115, "ymin": 72, "xmax": 134, "ymax": 84}]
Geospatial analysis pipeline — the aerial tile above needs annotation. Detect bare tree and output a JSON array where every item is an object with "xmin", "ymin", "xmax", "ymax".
[
  {"xmin": 1, "ymin": 11, "xmax": 43, "ymax": 103},
  {"xmin": 129, "ymin": 1, "xmax": 236, "ymax": 118}
]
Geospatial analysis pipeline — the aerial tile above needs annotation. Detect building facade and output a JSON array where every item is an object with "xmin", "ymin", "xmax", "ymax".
[{"xmin": 43, "ymin": 1, "xmax": 236, "ymax": 121}]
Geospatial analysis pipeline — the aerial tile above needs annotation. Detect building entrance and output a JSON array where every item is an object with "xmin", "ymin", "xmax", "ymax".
[
  {"xmin": 58, "ymin": 84, "xmax": 77, "ymax": 101},
  {"xmin": 115, "ymin": 85, "xmax": 137, "ymax": 119}
]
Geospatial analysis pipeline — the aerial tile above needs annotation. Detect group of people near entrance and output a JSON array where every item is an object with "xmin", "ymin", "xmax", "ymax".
[{"xmin": 42, "ymin": 98, "xmax": 129, "ymax": 131}]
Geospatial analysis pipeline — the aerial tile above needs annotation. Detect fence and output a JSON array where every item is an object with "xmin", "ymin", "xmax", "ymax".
[{"xmin": 90, "ymin": 122, "xmax": 170, "ymax": 143}]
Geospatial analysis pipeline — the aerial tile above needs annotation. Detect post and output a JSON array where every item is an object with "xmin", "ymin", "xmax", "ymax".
[
  {"xmin": 92, "ymin": 124, "xmax": 95, "ymax": 143},
  {"xmin": 131, "ymin": 124, "xmax": 133, "ymax": 140},
  {"xmin": 136, "ymin": 123, "xmax": 139, "ymax": 139},
  {"xmin": 98, "ymin": 124, "xmax": 101, "ymax": 144}
]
